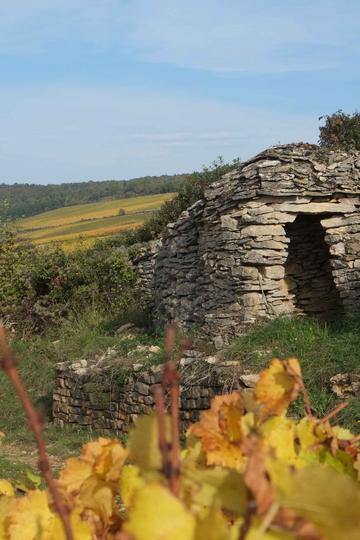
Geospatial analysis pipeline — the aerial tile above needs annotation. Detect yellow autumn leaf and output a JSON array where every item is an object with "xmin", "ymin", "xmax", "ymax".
[
  {"xmin": 77, "ymin": 476, "xmax": 114, "ymax": 523},
  {"xmin": 255, "ymin": 358, "xmax": 302, "ymax": 419},
  {"xmin": 80, "ymin": 438, "xmax": 128, "ymax": 483},
  {"xmin": 44, "ymin": 508, "xmax": 94, "ymax": 540},
  {"xmin": 331, "ymin": 425, "xmax": 355, "ymax": 441},
  {"xmin": 6, "ymin": 490, "xmax": 54, "ymax": 540},
  {"xmin": 261, "ymin": 416, "xmax": 297, "ymax": 464},
  {"xmin": 355, "ymin": 454, "xmax": 360, "ymax": 481},
  {"xmin": 59, "ymin": 437, "xmax": 127, "ymax": 504},
  {"xmin": 58, "ymin": 458, "xmax": 93, "ymax": 495},
  {"xmin": 281, "ymin": 466, "xmax": 360, "ymax": 540},
  {"xmin": 193, "ymin": 507, "xmax": 230, "ymax": 540},
  {"xmin": 124, "ymin": 483, "xmax": 196, "ymax": 540},
  {"xmin": 296, "ymin": 417, "xmax": 321, "ymax": 452},
  {"xmin": 265, "ymin": 457, "xmax": 293, "ymax": 503},
  {"xmin": 181, "ymin": 465, "xmax": 248, "ymax": 516},
  {"xmin": 119, "ymin": 464, "xmax": 145, "ymax": 508},
  {"xmin": 0, "ymin": 496, "xmax": 15, "ymax": 540},
  {"xmin": 191, "ymin": 393, "xmax": 246, "ymax": 471},
  {"xmin": 127, "ymin": 412, "xmax": 171, "ymax": 475},
  {"xmin": 0, "ymin": 480, "xmax": 14, "ymax": 498},
  {"xmin": 245, "ymin": 524, "xmax": 295, "ymax": 539}
]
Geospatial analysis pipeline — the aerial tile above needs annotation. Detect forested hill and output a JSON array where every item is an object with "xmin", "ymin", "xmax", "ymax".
[{"xmin": 0, "ymin": 173, "xmax": 188, "ymax": 219}]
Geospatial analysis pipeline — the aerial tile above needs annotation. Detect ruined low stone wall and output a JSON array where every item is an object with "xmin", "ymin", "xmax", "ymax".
[{"xmin": 52, "ymin": 356, "xmax": 256, "ymax": 434}]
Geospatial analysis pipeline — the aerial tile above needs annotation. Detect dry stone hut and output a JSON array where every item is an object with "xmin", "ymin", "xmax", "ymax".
[{"xmin": 152, "ymin": 143, "xmax": 360, "ymax": 345}]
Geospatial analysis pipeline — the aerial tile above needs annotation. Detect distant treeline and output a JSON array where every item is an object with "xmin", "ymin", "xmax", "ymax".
[{"xmin": 0, "ymin": 174, "xmax": 188, "ymax": 219}]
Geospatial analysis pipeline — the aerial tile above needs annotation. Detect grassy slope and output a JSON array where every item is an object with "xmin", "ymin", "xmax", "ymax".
[
  {"xmin": 0, "ymin": 310, "xmax": 165, "ymax": 480},
  {"xmin": 25, "ymin": 214, "xmax": 145, "ymax": 244},
  {"xmin": 17, "ymin": 192, "xmax": 175, "ymax": 247},
  {"xmin": 1, "ymin": 313, "xmax": 359, "ymax": 482},
  {"xmin": 225, "ymin": 315, "xmax": 360, "ymax": 431}
]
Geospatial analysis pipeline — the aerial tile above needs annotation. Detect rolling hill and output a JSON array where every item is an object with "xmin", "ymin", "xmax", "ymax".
[
  {"xmin": 18, "ymin": 192, "xmax": 175, "ymax": 249},
  {"xmin": 0, "ymin": 174, "xmax": 187, "ymax": 219}
]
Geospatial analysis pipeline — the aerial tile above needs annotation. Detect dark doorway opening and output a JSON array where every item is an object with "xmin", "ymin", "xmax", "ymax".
[{"xmin": 285, "ymin": 214, "xmax": 342, "ymax": 320}]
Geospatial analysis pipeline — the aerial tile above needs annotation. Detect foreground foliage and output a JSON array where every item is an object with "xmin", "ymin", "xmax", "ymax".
[{"xmin": 1, "ymin": 357, "xmax": 359, "ymax": 539}]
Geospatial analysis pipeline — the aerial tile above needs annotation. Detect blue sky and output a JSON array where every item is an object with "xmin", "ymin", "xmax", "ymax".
[{"xmin": 1, "ymin": 0, "xmax": 359, "ymax": 184}]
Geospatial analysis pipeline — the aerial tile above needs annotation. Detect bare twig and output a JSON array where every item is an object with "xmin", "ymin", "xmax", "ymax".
[
  {"xmin": 287, "ymin": 362, "xmax": 312, "ymax": 418},
  {"xmin": 0, "ymin": 325, "xmax": 74, "ymax": 540},
  {"xmin": 301, "ymin": 384, "xmax": 313, "ymax": 418},
  {"xmin": 349, "ymin": 434, "xmax": 360, "ymax": 444},
  {"xmin": 169, "ymin": 367, "xmax": 181, "ymax": 496},
  {"xmin": 153, "ymin": 324, "xmax": 183, "ymax": 496},
  {"xmin": 153, "ymin": 384, "xmax": 171, "ymax": 477},
  {"xmin": 319, "ymin": 402, "xmax": 348, "ymax": 424},
  {"xmin": 239, "ymin": 504, "xmax": 254, "ymax": 540}
]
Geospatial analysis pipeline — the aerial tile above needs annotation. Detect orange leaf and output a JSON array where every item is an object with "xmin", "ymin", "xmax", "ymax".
[
  {"xmin": 255, "ymin": 358, "xmax": 302, "ymax": 420},
  {"xmin": 190, "ymin": 392, "xmax": 247, "ymax": 471}
]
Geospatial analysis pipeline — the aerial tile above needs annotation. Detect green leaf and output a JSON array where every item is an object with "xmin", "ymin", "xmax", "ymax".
[{"xmin": 25, "ymin": 469, "xmax": 41, "ymax": 489}]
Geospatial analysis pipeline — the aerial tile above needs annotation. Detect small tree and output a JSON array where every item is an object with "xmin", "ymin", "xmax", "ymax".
[{"xmin": 319, "ymin": 110, "xmax": 360, "ymax": 151}]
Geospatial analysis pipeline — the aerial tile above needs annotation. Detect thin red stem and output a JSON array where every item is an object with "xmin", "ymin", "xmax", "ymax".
[
  {"xmin": 319, "ymin": 402, "xmax": 348, "ymax": 424},
  {"xmin": 152, "ymin": 325, "xmax": 182, "ymax": 496},
  {"xmin": 170, "ymin": 375, "xmax": 180, "ymax": 496},
  {"xmin": 153, "ymin": 384, "xmax": 171, "ymax": 477},
  {"xmin": 301, "ymin": 384, "xmax": 313, "ymax": 418},
  {"xmin": 0, "ymin": 326, "xmax": 73, "ymax": 540}
]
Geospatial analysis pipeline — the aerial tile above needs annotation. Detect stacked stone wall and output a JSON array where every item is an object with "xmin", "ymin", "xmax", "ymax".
[
  {"xmin": 128, "ymin": 239, "xmax": 160, "ymax": 302},
  {"xmin": 153, "ymin": 144, "xmax": 360, "ymax": 346},
  {"xmin": 53, "ymin": 358, "xmax": 253, "ymax": 434}
]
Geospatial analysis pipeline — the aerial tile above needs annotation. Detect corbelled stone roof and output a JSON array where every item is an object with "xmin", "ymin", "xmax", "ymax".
[{"xmin": 205, "ymin": 143, "xmax": 360, "ymax": 208}]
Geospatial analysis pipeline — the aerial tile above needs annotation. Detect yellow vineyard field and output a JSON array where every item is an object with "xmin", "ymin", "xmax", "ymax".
[{"xmin": 18, "ymin": 192, "xmax": 175, "ymax": 249}]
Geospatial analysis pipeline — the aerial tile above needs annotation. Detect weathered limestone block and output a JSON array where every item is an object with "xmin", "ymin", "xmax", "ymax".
[
  {"xmin": 220, "ymin": 215, "xmax": 238, "ymax": 230},
  {"xmin": 240, "ymin": 224, "xmax": 285, "ymax": 238},
  {"xmin": 262, "ymin": 266, "xmax": 285, "ymax": 280},
  {"xmin": 329, "ymin": 373, "xmax": 360, "ymax": 398}
]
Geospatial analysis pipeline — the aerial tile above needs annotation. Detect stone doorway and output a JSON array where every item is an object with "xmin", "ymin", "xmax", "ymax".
[{"xmin": 285, "ymin": 214, "xmax": 342, "ymax": 320}]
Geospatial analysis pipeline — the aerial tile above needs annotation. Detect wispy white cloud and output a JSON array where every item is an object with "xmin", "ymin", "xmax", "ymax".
[
  {"xmin": 0, "ymin": 1, "xmax": 355, "ymax": 183},
  {"xmin": 0, "ymin": 83, "xmax": 318, "ymax": 183},
  {"xmin": 0, "ymin": 0, "xmax": 359, "ymax": 73}
]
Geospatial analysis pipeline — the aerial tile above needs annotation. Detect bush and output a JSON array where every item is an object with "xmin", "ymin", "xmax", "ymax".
[
  {"xmin": 319, "ymin": 110, "xmax": 360, "ymax": 150},
  {"xmin": 0, "ymin": 218, "xmax": 140, "ymax": 331},
  {"xmin": 0, "ymin": 214, "xmax": 37, "ymax": 324}
]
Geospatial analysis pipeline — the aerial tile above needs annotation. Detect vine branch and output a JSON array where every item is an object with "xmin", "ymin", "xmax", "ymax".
[
  {"xmin": 0, "ymin": 325, "xmax": 74, "ymax": 540},
  {"xmin": 153, "ymin": 324, "xmax": 183, "ymax": 496}
]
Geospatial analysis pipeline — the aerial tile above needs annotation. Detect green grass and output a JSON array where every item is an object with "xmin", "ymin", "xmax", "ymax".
[
  {"xmin": 0, "ymin": 456, "xmax": 36, "ymax": 484},
  {"xmin": 0, "ymin": 308, "xmax": 165, "ymax": 475},
  {"xmin": 224, "ymin": 315, "xmax": 360, "ymax": 432},
  {"xmin": 1, "ymin": 311, "xmax": 359, "ymax": 480}
]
